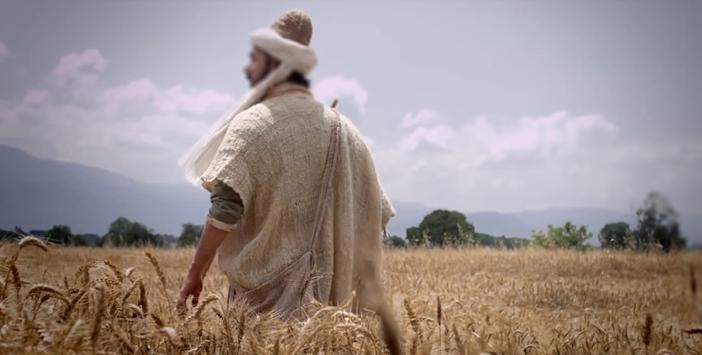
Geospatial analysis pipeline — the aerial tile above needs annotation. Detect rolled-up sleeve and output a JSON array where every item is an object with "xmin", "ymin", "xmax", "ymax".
[
  {"xmin": 380, "ymin": 187, "xmax": 395, "ymax": 231},
  {"xmin": 207, "ymin": 179, "xmax": 244, "ymax": 232}
]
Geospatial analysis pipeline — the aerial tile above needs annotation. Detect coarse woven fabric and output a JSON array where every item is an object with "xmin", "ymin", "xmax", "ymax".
[
  {"xmin": 199, "ymin": 91, "xmax": 395, "ymax": 315},
  {"xmin": 177, "ymin": 26, "xmax": 317, "ymax": 188}
]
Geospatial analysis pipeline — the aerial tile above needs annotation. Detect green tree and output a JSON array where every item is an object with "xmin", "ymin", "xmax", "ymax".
[
  {"xmin": 44, "ymin": 225, "xmax": 89, "ymax": 246},
  {"xmin": 474, "ymin": 233, "xmax": 530, "ymax": 249},
  {"xmin": 102, "ymin": 217, "xmax": 163, "ymax": 247},
  {"xmin": 45, "ymin": 225, "xmax": 73, "ymax": 245},
  {"xmin": 531, "ymin": 221, "xmax": 591, "ymax": 250},
  {"xmin": 634, "ymin": 191, "xmax": 686, "ymax": 252},
  {"xmin": 383, "ymin": 235, "xmax": 407, "ymax": 248},
  {"xmin": 599, "ymin": 222, "xmax": 631, "ymax": 249},
  {"xmin": 405, "ymin": 226, "xmax": 424, "ymax": 246},
  {"xmin": 406, "ymin": 209, "xmax": 475, "ymax": 247},
  {"xmin": 177, "ymin": 223, "xmax": 203, "ymax": 247}
]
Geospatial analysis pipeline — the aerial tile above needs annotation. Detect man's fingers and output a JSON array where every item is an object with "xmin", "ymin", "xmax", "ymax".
[
  {"xmin": 177, "ymin": 286, "xmax": 191, "ymax": 316},
  {"xmin": 176, "ymin": 289, "xmax": 191, "ymax": 317},
  {"xmin": 178, "ymin": 278, "xmax": 202, "ymax": 309},
  {"xmin": 177, "ymin": 293, "xmax": 188, "ymax": 305}
]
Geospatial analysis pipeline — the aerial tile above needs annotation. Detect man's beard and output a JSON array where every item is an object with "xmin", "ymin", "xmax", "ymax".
[
  {"xmin": 247, "ymin": 68, "xmax": 272, "ymax": 88},
  {"xmin": 248, "ymin": 57, "xmax": 277, "ymax": 87},
  {"xmin": 247, "ymin": 73, "xmax": 258, "ymax": 88}
]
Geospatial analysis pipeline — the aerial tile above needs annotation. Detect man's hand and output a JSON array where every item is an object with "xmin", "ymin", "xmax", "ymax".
[
  {"xmin": 177, "ymin": 273, "xmax": 203, "ymax": 311},
  {"xmin": 175, "ymin": 218, "xmax": 229, "ymax": 315}
]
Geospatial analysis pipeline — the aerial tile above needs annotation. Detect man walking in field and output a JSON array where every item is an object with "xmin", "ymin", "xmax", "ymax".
[{"xmin": 176, "ymin": 10, "xmax": 399, "ymax": 348}]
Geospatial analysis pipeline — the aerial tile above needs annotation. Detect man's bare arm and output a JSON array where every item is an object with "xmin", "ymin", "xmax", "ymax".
[
  {"xmin": 177, "ymin": 220, "xmax": 229, "ymax": 309},
  {"xmin": 188, "ymin": 221, "xmax": 229, "ymax": 279},
  {"xmin": 191, "ymin": 180, "xmax": 245, "ymax": 279},
  {"xmin": 178, "ymin": 180, "xmax": 243, "ymax": 308}
]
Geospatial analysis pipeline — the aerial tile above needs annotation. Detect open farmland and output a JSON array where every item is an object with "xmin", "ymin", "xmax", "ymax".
[{"xmin": 0, "ymin": 240, "xmax": 700, "ymax": 354}]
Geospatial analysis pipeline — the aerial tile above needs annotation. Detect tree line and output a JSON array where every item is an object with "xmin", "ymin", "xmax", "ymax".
[
  {"xmin": 1, "ymin": 191, "xmax": 687, "ymax": 251},
  {"xmin": 0, "ymin": 217, "xmax": 204, "ymax": 248},
  {"xmin": 387, "ymin": 191, "xmax": 687, "ymax": 252}
]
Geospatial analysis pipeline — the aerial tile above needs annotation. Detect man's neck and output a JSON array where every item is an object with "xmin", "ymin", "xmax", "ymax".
[{"xmin": 261, "ymin": 81, "xmax": 311, "ymax": 102}]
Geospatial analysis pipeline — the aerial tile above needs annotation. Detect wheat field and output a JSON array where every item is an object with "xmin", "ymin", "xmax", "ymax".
[{"xmin": 0, "ymin": 238, "xmax": 700, "ymax": 354}]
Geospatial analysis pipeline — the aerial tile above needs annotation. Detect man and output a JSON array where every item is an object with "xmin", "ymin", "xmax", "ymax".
[{"xmin": 176, "ymin": 10, "xmax": 397, "ymax": 339}]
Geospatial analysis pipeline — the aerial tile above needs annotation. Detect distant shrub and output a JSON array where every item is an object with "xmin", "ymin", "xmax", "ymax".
[{"xmin": 531, "ymin": 221, "xmax": 591, "ymax": 250}]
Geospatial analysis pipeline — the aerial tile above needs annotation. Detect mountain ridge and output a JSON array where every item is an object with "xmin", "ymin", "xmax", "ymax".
[{"xmin": 1, "ymin": 144, "xmax": 699, "ymax": 245}]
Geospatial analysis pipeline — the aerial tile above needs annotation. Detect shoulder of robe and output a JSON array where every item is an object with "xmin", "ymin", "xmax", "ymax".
[
  {"xmin": 335, "ymin": 111, "xmax": 373, "ymax": 157},
  {"xmin": 222, "ymin": 103, "xmax": 275, "ymax": 146}
]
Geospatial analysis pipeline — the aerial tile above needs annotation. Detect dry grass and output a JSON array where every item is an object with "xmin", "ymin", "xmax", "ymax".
[{"xmin": 0, "ymin": 238, "xmax": 700, "ymax": 354}]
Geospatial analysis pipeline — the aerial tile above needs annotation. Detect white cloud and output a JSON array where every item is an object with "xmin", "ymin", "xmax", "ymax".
[
  {"xmin": 22, "ymin": 90, "xmax": 49, "ymax": 106},
  {"xmin": 101, "ymin": 78, "xmax": 157, "ymax": 107},
  {"xmin": 399, "ymin": 124, "xmax": 455, "ymax": 151},
  {"xmin": 369, "ymin": 108, "xmax": 655, "ymax": 212},
  {"xmin": 1, "ymin": 46, "xmax": 698, "ymax": 215},
  {"xmin": 50, "ymin": 49, "xmax": 107, "ymax": 87},
  {"xmin": 0, "ymin": 48, "xmax": 238, "ymax": 183},
  {"xmin": 394, "ymin": 109, "xmax": 618, "ymax": 164},
  {"xmin": 312, "ymin": 75, "xmax": 368, "ymax": 114},
  {"xmin": 0, "ymin": 41, "xmax": 9, "ymax": 63},
  {"xmin": 401, "ymin": 109, "xmax": 438, "ymax": 129},
  {"xmin": 375, "ymin": 108, "xmax": 700, "ymax": 214},
  {"xmin": 101, "ymin": 78, "xmax": 234, "ymax": 115},
  {"xmin": 154, "ymin": 85, "xmax": 234, "ymax": 114},
  {"xmin": 458, "ymin": 111, "xmax": 618, "ymax": 163}
]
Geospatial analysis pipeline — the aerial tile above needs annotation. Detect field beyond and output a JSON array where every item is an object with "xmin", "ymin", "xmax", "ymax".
[{"xmin": 0, "ymin": 243, "xmax": 700, "ymax": 354}]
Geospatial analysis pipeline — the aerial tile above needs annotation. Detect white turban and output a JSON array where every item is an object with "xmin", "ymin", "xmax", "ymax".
[{"xmin": 178, "ymin": 27, "xmax": 318, "ymax": 187}]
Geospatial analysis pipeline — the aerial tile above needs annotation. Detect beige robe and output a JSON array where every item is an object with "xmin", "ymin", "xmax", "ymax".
[{"xmin": 200, "ymin": 91, "xmax": 395, "ymax": 317}]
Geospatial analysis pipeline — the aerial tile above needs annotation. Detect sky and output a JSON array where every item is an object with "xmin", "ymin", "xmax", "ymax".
[{"xmin": 1, "ymin": 0, "xmax": 701, "ymax": 216}]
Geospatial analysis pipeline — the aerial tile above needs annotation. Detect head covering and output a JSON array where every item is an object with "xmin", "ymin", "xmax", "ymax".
[
  {"xmin": 271, "ymin": 9, "xmax": 313, "ymax": 46},
  {"xmin": 178, "ymin": 10, "xmax": 317, "ymax": 187}
]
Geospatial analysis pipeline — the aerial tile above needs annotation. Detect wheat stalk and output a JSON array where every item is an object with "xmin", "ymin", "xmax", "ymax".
[
  {"xmin": 120, "ymin": 279, "xmax": 140, "ymax": 307},
  {"xmin": 103, "ymin": 260, "xmax": 124, "ymax": 283},
  {"xmin": 124, "ymin": 266, "xmax": 137, "ymax": 280},
  {"xmin": 186, "ymin": 294, "xmax": 218, "ymax": 323},
  {"xmin": 114, "ymin": 325, "xmax": 135, "ymax": 353},
  {"xmin": 404, "ymin": 298, "xmax": 420, "ymax": 335},
  {"xmin": 27, "ymin": 283, "xmax": 69, "ymax": 304},
  {"xmin": 59, "ymin": 288, "xmax": 86, "ymax": 322},
  {"xmin": 145, "ymin": 252, "xmax": 168, "ymax": 292},
  {"xmin": 74, "ymin": 264, "xmax": 90, "ymax": 287},
  {"xmin": 690, "ymin": 264, "xmax": 697, "ymax": 298},
  {"xmin": 150, "ymin": 312, "xmax": 165, "ymax": 327},
  {"xmin": 90, "ymin": 286, "xmax": 106, "ymax": 347},
  {"xmin": 235, "ymin": 312, "xmax": 246, "ymax": 354},
  {"xmin": 18, "ymin": 235, "xmax": 49, "ymax": 252},
  {"xmin": 59, "ymin": 318, "xmax": 86, "ymax": 349},
  {"xmin": 642, "ymin": 313, "xmax": 653, "ymax": 350},
  {"xmin": 125, "ymin": 303, "xmax": 144, "ymax": 318},
  {"xmin": 0, "ymin": 243, "xmax": 699, "ymax": 354},
  {"xmin": 138, "ymin": 279, "xmax": 148, "ymax": 315}
]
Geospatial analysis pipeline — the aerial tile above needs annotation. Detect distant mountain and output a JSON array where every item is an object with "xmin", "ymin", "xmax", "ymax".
[
  {"xmin": 678, "ymin": 213, "xmax": 702, "ymax": 247},
  {"xmin": 467, "ymin": 207, "xmax": 640, "ymax": 239},
  {"xmin": 385, "ymin": 201, "xmax": 433, "ymax": 237},
  {"xmin": 481, "ymin": 208, "xmax": 700, "ymax": 246},
  {"xmin": 464, "ymin": 211, "xmax": 535, "ymax": 237},
  {"xmin": 1, "ymin": 144, "xmax": 699, "ymax": 246},
  {"xmin": 0, "ymin": 145, "xmax": 208, "ymax": 236}
]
